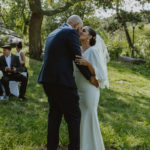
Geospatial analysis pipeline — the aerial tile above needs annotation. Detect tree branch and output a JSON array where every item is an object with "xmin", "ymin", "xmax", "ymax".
[
  {"xmin": 42, "ymin": 2, "xmax": 73, "ymax": 16},
  {"xmin": 42, "ymin": 0, "xmax": 87, "ymax": 16}
]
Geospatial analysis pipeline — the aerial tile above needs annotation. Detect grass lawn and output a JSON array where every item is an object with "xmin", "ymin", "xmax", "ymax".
[{"xmin": 0, "ymin": 58, "xmax": 150, "ymax": 150}]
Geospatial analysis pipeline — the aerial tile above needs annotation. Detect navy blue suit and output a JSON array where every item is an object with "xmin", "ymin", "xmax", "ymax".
[
  {"xmin": 38, "ymin": 24, "xmax": 92, "ymax": 150},
  {"xmin": 0, "ymin": 81, "xmax": 3, "ymax": 96}
]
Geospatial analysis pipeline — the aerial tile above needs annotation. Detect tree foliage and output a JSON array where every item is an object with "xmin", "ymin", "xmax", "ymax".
[
  {"xmin": 0, "ymin": 0, "xmax": 30, "ymax": 35},
  {"xmin": 0, "ymin": 0, "xmax": 149, "ymax": 59}
]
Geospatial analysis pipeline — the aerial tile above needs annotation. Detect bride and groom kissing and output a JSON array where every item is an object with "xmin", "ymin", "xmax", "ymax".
[{"xmin": 38, "ymin": 15, "xmax": 109, "ymax": 150}]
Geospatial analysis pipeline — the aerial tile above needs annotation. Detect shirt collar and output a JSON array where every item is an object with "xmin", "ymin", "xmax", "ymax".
[
  {"xmin": 5, "ymin": 53, "xmax": 11, "ymax": 58},
  {"xmin": 66, "ymin": 23, "xmax": 72, "ymax": 28},
  {"xmin": 62, "ymin": 23, "xmax": 72, "ymax": 28}
]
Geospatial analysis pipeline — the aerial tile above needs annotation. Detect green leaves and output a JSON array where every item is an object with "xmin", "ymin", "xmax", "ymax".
[{"xmin": 0, "ymin": 0, "xmax": 30, "ymax": 34}]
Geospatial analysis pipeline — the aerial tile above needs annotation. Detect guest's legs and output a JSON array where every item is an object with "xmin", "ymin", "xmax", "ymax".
[
  {"xmin": 0, "ymin": 81, "xmax": 3, "ymax": 96},
  {"xmin": 8, "ymin": 74, "xmax": 27, "ymax": 97},
  {"xmin": 1, "ymin": 77, "xmax": 10, "ymax": 96},
  {"xmin": 19, "ymin": 76, "xmax": 27, "ymax": 97}
]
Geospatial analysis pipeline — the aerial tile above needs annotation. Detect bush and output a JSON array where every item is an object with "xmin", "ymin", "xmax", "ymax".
[
  {"xmin": 108, "ymin": 41, "xmax": 123, "ymax": 59},
  {"xmin": 144, "ymin": 49, "xmax": 150, "ymax": 67},
  {"xmin": 134, "ymin": 27, "xmax": 150, "ymax": 66},
  {"xmin": 0, "ymin": 36, "xmax": 8, "ymax": 47}
]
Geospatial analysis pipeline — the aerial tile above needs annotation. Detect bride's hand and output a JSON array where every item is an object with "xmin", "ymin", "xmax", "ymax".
[
  {"xmin": 75, "ymin": 55, "xmax": 90, "ymax": 66},
  {"xmin": 90, "ymin": 76, "xmax": 99, "ymax": 88}
]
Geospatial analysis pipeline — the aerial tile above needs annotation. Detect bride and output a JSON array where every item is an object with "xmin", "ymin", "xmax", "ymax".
[{"xmin": 74, "ymin": 26, "xmax": 110, "ymax": 150}]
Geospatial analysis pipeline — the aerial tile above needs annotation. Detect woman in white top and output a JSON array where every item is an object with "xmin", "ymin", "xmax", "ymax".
[
  {"xmin": 8, "ymin": 42, "xmax": 28, "ymax": 97},
  {"xmin": 16, "ymin": 42, "xmax": 28, "ymax": 77},
  {"xmin": 16, "ymin": 42, "xmax": 26, "ymax": 65},
  {"xmin": 74, "ymin": 26, "xmax": 109, "ymax": 150}
]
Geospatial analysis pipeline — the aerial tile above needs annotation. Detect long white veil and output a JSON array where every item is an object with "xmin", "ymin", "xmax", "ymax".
[{"xmin": 94, "ymin": 34, "xmax": 110, "ymax": 89}]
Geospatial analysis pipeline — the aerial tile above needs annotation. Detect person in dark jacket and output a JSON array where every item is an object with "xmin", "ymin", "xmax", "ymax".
[
  {"xmin": 38, "ymin": 15, "xmax": 98, "ymax": 150},
  {"xmin": 0, "ymin": 45, "xmax": 27, "ymax": 100}
]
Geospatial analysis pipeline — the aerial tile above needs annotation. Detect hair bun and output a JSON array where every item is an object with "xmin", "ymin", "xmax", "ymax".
[
  {"xmin": 90, "ymin": 37, "xmax": 96, "ymax": 46},
  {"xmin": 17, "ymin": 41, "xmax": 22, "ymax": 48},
  {"xmin": 93, "ymin": 36, "xmax": 96, "ymax": 39},
  {"xmin": 88, "ymin": 27, "xmax": 96, "ymax": 46}
]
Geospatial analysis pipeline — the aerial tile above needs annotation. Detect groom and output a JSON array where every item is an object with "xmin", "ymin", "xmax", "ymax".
[{"xmin": 38, "ymin": 15, "xmax": 98, "ymax": 150}]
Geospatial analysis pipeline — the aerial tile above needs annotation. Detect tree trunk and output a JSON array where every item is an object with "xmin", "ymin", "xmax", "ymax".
[
  {"xmin": 23, "ymin": 21, "xmax": 28, "ymax": 35},
  {"xmin": 116, "ymin": 5, "xmax": 134, "ymax": 57},
  {"xmin": 29, "ymin": 12, "xmax": 43, "ymax": 60},
  {"xmin": 123, "ymin": 23, "xmax": 132, "ymax": 48},
  {"xmin": 27, "ymin": 0, "xmax": 81, "ymax": 60},
  {"xmin": 123, "ymin": 22, "xmax": 134, "ymax": 57}
]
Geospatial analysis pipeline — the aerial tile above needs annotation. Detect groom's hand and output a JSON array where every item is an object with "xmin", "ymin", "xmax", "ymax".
[{"xmin": 90, "ymin": 76, "xmax": 99, "ymax": 88}]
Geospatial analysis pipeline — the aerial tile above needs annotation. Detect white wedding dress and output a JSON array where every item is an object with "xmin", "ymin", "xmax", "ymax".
[{"xmin": 74, "ymin": 45, "xmax": 108, "ymax": 150}]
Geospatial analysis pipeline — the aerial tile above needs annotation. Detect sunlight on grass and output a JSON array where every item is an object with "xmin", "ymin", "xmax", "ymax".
[{"xmin": 0, "ymin": 59, "xmax": 150, "ymax": 150}]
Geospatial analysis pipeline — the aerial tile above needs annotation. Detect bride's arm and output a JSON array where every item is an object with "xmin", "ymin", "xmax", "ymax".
[
  {"xmin": 75, "ymin": 55, "xmax": 99, "ymax": 87},
  {"xmin": 75, "ymin": 55, "xmax": 95, "ymax": 76}
]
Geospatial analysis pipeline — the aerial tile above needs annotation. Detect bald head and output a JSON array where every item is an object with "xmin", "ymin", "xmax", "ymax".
[
  {"xmin": 67, "ymin": 15, "xmax": 83, "ymax": 26},
  {"xmin": 67, "ymin": 15, "xmax": 83, "ymax": 36}
]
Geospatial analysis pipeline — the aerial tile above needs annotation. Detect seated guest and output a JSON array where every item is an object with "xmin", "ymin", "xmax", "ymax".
[
  {"xmin": 0, "ymin": 45, "xmax": 27, "ymax": 100},
  {"xmin": 16, "ymin": 42, "xmax": 28, "ymax": 77},
  {"xmin": 0, "ymin": 70, "xmax": 3, "ymax": 97}
]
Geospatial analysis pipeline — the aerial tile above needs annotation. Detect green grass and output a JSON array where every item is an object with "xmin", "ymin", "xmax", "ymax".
[
  {"xmin": 100, "ymin": 62, "xmax": 150, "ymax": 150},
  {"xmin": 0, "ymin": 59, "xmax": 150, "ymax": 150}
]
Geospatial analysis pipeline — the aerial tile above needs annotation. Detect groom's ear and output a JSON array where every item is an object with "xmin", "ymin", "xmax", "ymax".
[{"xmin": 74, "ymin": 22, "xmax": 81, "ymax": 30}]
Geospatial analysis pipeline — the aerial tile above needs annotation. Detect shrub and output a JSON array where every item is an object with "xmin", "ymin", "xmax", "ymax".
[
  {"xmin": 108, "ymin": 41, "xmax": 123, "ymax": 59},
  {"xmin": 0, "ymin": 36, "xmax": 8, "ymax": 47}
]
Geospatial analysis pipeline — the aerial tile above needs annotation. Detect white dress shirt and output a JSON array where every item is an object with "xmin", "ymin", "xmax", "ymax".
[{"xmin": 5, "ymin": 54, "xmax": 11, "ymax": 67}]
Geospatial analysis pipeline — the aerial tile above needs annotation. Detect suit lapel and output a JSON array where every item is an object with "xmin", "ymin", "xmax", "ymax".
[
  {"xmin": 10, "ymin": 54, "xmax": 14, "ymax": 67},
  {"xmin": 2, "ymin": 55, "xmax": 7, "ymax": 67}
]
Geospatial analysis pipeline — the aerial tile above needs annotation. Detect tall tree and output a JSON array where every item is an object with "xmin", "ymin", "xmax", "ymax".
[
  {"xmin": 28, "ymin": 0, "xmax": 80, "ymax": 59},
  {"xmin": 28, "ymin": 0, "xmax": 116, "ymax": 60},
  {"xmin": 41, "ymin": 1, "xmax": 95, "ymax": 44},
  {"xmin": 116, "ymin": 10, "xmax": 142, "ymax": 57}
]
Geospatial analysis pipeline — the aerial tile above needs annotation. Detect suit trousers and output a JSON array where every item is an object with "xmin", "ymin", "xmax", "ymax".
[
  {"xmin": 43, "ymin": 84, "xmax": 81, "ymax": 150},
  {"xmin": 1, "ymin": 73, "xmax": 27, "ymax": 97},
  {"xmin": 0, "ymin": 81, "xmax": 3, "ymax": 96}
]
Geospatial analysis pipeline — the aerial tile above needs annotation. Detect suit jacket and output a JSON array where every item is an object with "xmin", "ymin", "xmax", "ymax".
[
  {"xmin": 38, "ymin": 24, "xmax": 92, "ymax": 88},
  {"xmin": 0, "ymin": 54, "xmax": 22, "ymax": 75}
]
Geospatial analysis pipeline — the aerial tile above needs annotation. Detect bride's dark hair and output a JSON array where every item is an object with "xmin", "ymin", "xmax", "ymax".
[{"xmin": 88, "ymin": 27, "xmax": 96, "ymax": 46}]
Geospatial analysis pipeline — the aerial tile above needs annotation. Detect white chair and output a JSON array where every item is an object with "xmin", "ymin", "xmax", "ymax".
[
  {"xmin": 9, "ymin": 72, "xmax": 27, "ymax": 97},
  {"xmin": 9, "ymin": 81, "xmax": 19, "ymax": 97},
  {"xmin": 2, "ymin": 73, "xmax": 27, "ymax": 97}
]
